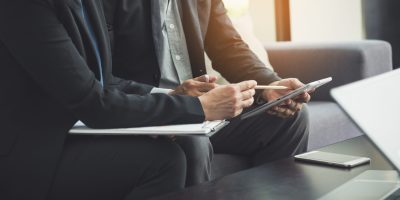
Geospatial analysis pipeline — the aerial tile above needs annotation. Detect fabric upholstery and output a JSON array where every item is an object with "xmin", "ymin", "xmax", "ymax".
[
  {"xmin": 265, "ymin": 40, "xmax": 392, "ymax": 101},
  {"xmin": 307, "ymin": 101, "xmax": 363, "ymax": 150}
]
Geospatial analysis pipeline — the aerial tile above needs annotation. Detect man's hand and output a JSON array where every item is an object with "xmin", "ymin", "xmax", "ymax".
[
  {"xmin": 170, "ymin": 74, "xmax": 219, "ymax": 97},
  {"xmin": 199, "ymin": 80, "xmax": 257, "ymax": 121},
  {"xmin": 263, "ymin": 78, "xmax": 311, "ymax": 118}
]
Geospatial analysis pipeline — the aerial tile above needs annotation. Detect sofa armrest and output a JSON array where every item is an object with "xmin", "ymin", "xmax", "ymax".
[{"xmin": 265, "ymin": 40, "xmax": 393, "ymax": 101}]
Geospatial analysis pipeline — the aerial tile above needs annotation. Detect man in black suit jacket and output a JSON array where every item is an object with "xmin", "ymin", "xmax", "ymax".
[
  {"xmin": 0, "ymin": 0, "xmax": 257, "ymax": 199},
  {"xmin": 102, "ymin": 0, "xmax": 311, "ymax": 186}
]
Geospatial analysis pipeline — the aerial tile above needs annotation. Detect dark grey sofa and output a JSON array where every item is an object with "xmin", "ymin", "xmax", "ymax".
[{"xmin": 211, "ymin": 40, "xmax": 393, "ymax": 180}]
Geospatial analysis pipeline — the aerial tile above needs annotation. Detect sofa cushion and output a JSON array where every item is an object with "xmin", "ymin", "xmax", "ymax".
[
  {"xmin": 307, "ymin": 101, "xmax": 363, "ymax": 150},
  {"xmin": 266, "ymin": 41, "xmax": 393, "ymax": 101}
]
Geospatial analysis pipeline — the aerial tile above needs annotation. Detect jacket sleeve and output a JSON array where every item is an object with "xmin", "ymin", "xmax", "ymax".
[
  {"xmin": 0, "ymin": 0, "xmax": 205, "ymax": 128},
  {"xmin": 109, "ymin": 75, "xmax": 154, "ymax": 95},
  {"xmin": 204, "ymin": 0, "xmax": 281, "ymax": 85}
]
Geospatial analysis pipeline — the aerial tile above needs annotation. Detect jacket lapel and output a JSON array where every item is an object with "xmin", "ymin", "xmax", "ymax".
[
  {"xmin": 66, "ymin": 0, "xmax": 111, "ymax": 84},
  {"xmin": 180, "ymin": 0, "xmax": 206, "ymax": 77},
  {"xmin": 151, "ymin": 0, "xmax": 163, "ymax": 69},
  {"xmin": 84, "ymin": 0, "xmax": 112, "ymax": 83}
]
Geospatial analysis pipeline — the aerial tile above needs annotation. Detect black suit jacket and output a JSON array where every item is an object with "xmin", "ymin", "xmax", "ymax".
[
  {"xmin": 0, "ymin": 0, "xmax": 204, "ymax": 199},
  {"xmin": 103, "ymin": 0, "xmax": 281, "ymax": 87}
]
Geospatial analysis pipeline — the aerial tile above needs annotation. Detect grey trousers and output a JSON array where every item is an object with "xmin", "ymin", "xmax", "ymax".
[{"xmin": 177, "ymin": 106, "xmax": 310, "ymax": 186}]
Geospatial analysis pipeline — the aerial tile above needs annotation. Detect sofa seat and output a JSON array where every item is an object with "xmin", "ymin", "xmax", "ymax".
[{"xmin": 307, "ymin": 101, "xmax": 363, "ymax": 150}]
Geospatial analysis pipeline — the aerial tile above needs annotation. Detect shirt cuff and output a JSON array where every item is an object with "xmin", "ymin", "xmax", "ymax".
[{"xmin": 150, "ymin": 87, "xmax": 174, "ymax": 94}]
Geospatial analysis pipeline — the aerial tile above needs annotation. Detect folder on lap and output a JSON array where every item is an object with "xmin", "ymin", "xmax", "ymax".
[{"xmin": 69, "ymin": 120, "xmax": 229, "ymax": 137}]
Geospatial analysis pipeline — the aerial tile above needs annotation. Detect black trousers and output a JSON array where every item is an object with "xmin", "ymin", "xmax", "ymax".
[
  {"xmin": 48, "ymin": 136, "xmax": 187, "ymax": 200},
  {"xmin": 48, "ymin": 107, "xmax": 309, "ymax": 199}
]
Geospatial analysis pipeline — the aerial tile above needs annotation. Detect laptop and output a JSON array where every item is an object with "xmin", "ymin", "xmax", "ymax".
[{"xmin": 324, "ymin": 69, "xmax": 400, "ymax": 200}]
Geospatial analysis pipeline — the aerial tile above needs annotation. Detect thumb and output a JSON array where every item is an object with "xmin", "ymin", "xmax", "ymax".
[
  {"xmin": 208, "ymin": 75, "xmax": 218, "ymax": 83},
  {"xmin": 289, "ymin": 78, "xmax": 305, "ymax": 89},
  {"xmin": 194, "ymin": 74, "xmax": 218, "ymax": 83}
]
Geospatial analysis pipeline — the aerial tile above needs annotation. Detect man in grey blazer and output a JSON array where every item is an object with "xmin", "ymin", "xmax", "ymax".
[{"xmin": 102, "ymin": 0, "xmax": 311, "ymax": 186}]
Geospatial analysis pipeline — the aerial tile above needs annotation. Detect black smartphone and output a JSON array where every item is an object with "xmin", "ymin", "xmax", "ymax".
[{"xmin": 294, "ymin": 151, "xmax": 371, "ymax": 168}]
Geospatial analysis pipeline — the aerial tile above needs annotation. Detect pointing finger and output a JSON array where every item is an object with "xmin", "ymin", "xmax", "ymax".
[{"xmin": 238, "ymin": 80, "xmax": 257, "ymax": 91}]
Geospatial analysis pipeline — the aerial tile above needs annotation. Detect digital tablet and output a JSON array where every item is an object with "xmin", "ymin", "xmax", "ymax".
[{"xmin": 241, "ymin": 77, "xmax": 332, "ymax": 120}]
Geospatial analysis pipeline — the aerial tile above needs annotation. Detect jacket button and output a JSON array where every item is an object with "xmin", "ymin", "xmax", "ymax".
[{"xmin": 106, "ymin": 23, "xmax": 113, "ymax": 31}]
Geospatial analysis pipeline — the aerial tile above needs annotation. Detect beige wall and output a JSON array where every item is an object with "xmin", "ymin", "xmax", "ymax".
[
  {"xmin": 249, "ymin": 0, "xmax": 276, "ymax": 43},
  {"xmin": 247, "ymin": 0, "xmax": 364, "ymax": 42},
  {"xmin": 290, "ymin": 0, "xmax": 364, "ymax": 42}
]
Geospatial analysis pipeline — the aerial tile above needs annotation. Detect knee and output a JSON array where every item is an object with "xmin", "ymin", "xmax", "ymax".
[
  {"xmin": 162, "ymin": 140, "xmax": 187, "ymax": 174},
  {"xmin": 178, "ymin": 137, "xmax": 213, "ymax": 164},
  {"xmin": 297, "ymin": 104, "xmax": 310, "ymax": 125},
  {"xmin": 193, "ymin": 138, "xmax": 213, "ymax": 166},
  {"xmin": 158, "ymin": 140, "xmax": 187, "ymax": 186},
  {"xmin": 124, "ymin": 140, "xmax": 187, "ymax": 199},
  {"xmin": 294, "ymin": 104, "xmax": 310, "ymax": 135}
]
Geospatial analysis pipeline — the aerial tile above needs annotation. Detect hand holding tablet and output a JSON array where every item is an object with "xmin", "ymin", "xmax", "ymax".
[{"xmin": 241, "ymin": 77, "xmax": 332, "ymax": 120}]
